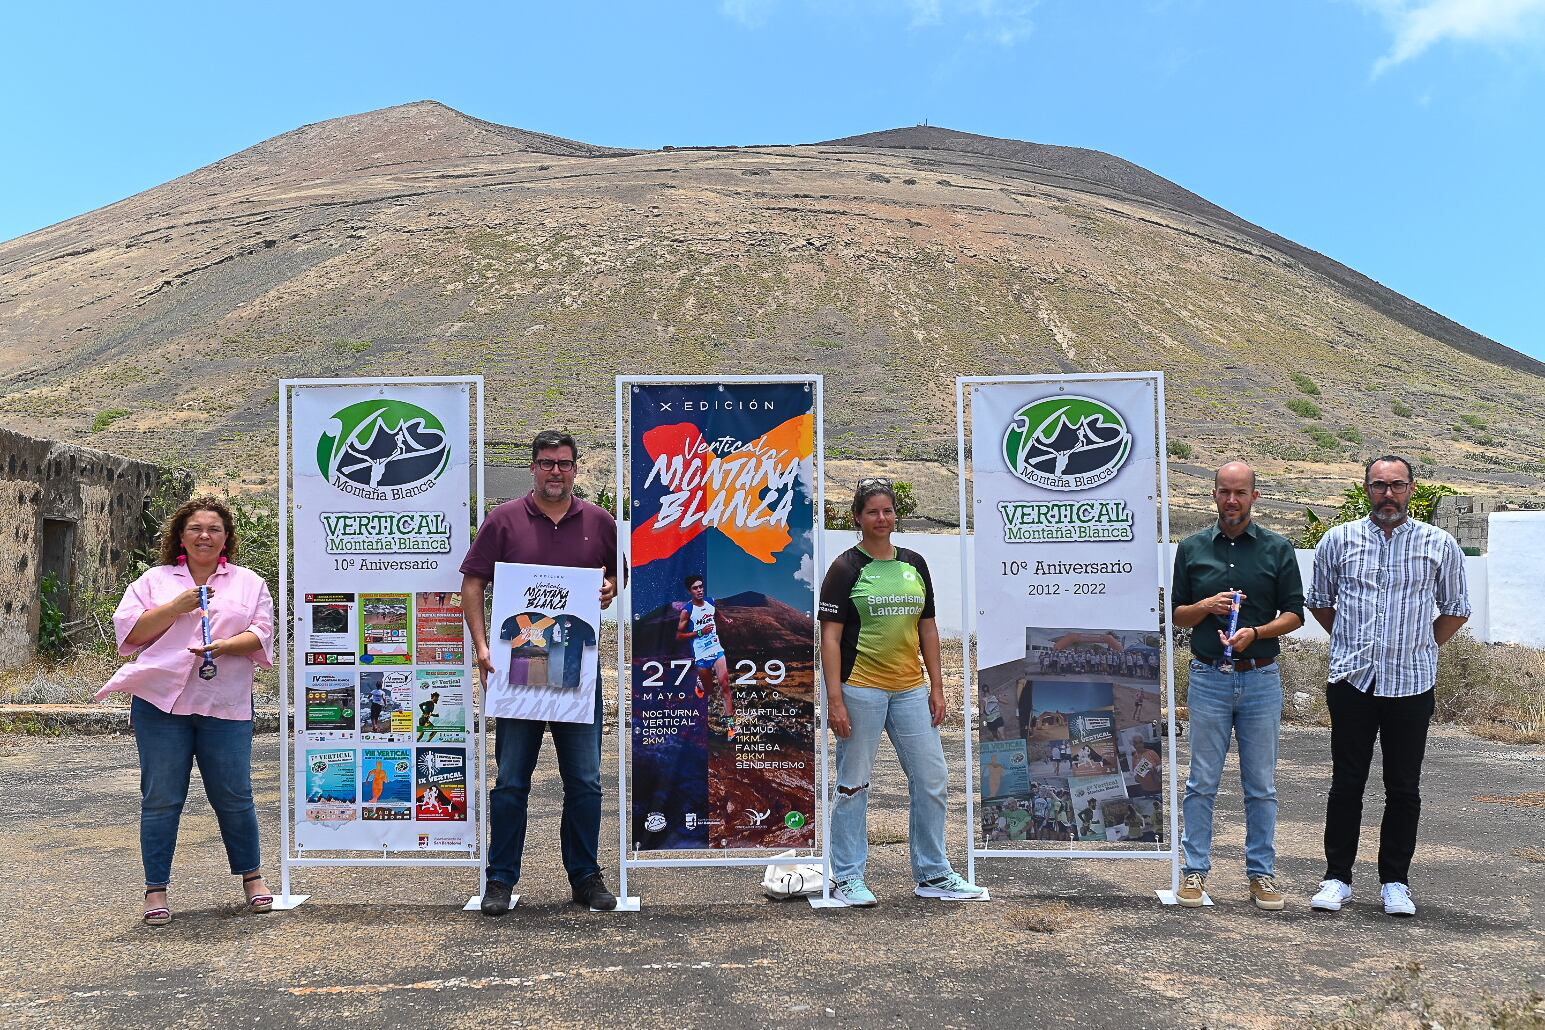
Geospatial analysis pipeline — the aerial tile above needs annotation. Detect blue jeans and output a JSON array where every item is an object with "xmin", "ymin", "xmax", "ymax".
[
  {"xmin": 831, "ymin": 684, "xmax": 952, "ymax": 884},
  {"xmin": 1181, "ymin": 660, "xmax": 1282, "ymax": 878},
  {"xmin": 488, "ymin": 687, "xmax": 603, "ymax": 887},
  {"xmin": 132, "ymin": 695, "xmax": 262, "ymax": 887}
]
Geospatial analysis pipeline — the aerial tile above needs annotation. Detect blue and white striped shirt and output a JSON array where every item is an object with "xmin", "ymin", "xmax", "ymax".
[{"xmin": 1307, "ymin": 517, "xmax": 1471, "ymax": 697}]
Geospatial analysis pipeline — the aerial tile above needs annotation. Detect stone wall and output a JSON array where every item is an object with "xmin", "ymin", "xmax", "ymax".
[
  {"xmin": 1432, "ymin": 495, "xmax": 1495, "ymax": 554},
  {"xmin": 0, "ymin": 428, "xmax": 191, "ymax": 669}
]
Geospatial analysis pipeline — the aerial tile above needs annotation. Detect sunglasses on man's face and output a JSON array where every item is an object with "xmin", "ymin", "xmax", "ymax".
[{"xmin": 534, "ymin": 459, "xmax": 576, "ymax": 472}]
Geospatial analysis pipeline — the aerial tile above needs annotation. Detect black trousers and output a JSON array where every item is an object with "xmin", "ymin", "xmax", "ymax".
[{"xmin": 1323, "ymin": 679, "xmax": 1435, "ymax": 886}]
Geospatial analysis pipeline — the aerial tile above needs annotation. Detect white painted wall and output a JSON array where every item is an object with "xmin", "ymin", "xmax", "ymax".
[
  {"xmin": 806, "ymin": 525, "xmax": 1521, "ymax": 643},
  {"xmin": 1486, "ymin": 512, "xmax": 1545, "ymax": 646}
]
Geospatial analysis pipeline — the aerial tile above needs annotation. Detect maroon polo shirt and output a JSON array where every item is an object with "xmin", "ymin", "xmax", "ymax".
[{"xmin": 460, "ymin": 493, "xmax": 617, "ymax": 581}]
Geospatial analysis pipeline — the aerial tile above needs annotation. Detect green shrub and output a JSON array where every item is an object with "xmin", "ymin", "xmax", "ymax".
[
  {"xmin": 1336, "ymin": 426, "xmax": 1363, "ymax": 444},
  {"xmin": 1290, "ymin": 373, "xmax": 1320, "ymax": 396},
  {"xmin": 1391, "ymin": 400, "xmax": 1413, "ymax": 418},
  {"xmin": 1460, "ymin": 412, "xmax": 1487, "ymax": 429},
  {"xmin": 1167, "ymin": 440, "xmax": 1193, "ymax": 459},
  {"xmin": 1286, "ymin": 397, "xmax": 1322, "ymax": 419},
  {"xmin": 91, "ymin": 408, "xmax": 130, "ymax": 432},
  {"xmin": 37, "ymin": 573, "xmax": 68, "ymax": 659},
  {"xmin": 1303, "ymin": 424, "xmax": 1339, "ymax": 448}
]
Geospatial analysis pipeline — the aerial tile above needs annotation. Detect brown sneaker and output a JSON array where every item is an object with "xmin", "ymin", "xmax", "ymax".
[
  {"xmin": 1177, "ymin": 872, "xmax": 1206, "ymax": 908},
  {"xmin": 1250, "ymin": 875, "xmax": 1286, "ymax": 911}
]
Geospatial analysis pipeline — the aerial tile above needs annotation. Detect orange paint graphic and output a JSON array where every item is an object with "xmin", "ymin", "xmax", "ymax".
[{"xmin": 634, "ymin": 413, "xmax": 813, "ymax": 567}]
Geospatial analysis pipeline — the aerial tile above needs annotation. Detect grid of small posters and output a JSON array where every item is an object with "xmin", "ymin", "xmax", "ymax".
[
  {"xmin": 288, "ymin": 381, "xmax": 478, "ymax": 855},
  {"xmin": 977, "ymin": 626, "xmax": 1164, "ymax": 846}
]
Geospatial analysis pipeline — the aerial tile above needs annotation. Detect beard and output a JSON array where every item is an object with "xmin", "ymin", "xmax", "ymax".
[{"xmin": 1371, "ymin": 501, "xmax": 1408, "ymax": 524}]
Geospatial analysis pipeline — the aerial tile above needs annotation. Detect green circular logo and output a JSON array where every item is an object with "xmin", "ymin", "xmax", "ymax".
[
  {"xmin": 784, "ymin": 810, "xmax": 807, "ymax": 829},
  {"xmin": 1002, "ymin": 395, "xmax": 1131, "ymax": 491},
  {"xmin": 317, "ymin": 399, "xmax": 450, "ymax": 492}
]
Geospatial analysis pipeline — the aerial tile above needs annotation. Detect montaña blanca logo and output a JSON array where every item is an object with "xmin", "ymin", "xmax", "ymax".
[
  {"xmin": 1002, "ymin": 395, "xmax": 1132, "ymax": 491},
  {"xmin": 317, "ymin": 400, "xmax": 450, "ymax": 500}
]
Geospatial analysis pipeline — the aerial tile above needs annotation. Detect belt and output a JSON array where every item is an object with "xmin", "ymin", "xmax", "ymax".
[{"xmin": 1209, "ymin": 656, "xmax": 1276, "ymax": 672}]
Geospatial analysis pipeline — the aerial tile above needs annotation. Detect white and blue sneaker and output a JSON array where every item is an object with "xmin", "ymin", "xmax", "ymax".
[
  {"xmin": 915, "ymin": 871, "xmax": 986, "ymax": 901},
  {"xmin": 1310, "ymin": 878, "xmax": 1352, "ymax": 911},
  {"xmin": 833, "ymin": 878, "xmax": 877, "ymax": 907},
  {"xmin": 1381, "ymin": 882, "xmax": 1416, "ymax": 917}
]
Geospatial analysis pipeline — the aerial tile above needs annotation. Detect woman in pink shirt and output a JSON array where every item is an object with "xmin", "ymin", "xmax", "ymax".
[{"xmin": 98, "ymin": 497, "xmax": 275, "ymax": 925}]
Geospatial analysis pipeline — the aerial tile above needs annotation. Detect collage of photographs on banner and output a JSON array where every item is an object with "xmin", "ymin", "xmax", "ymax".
[{"xmin": 978, "ymin": 627, "xmax": 1165, "ymax": 845}]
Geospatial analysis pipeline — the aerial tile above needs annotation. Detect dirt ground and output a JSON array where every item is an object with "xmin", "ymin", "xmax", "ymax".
[{"xmin": 0, "ymin": 723, "xmax": 1539, "ymax": 1029}]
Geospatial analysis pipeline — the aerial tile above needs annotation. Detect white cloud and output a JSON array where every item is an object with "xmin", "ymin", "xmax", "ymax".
[
  {"xmin": 1365, "ymin": 0, "xmax": 1545, "ymax": 75},
  {"xmin": 794, "ymin": 551, "xmax": 815, "ymax": 588},
  {"xmin": 721, "ymin": 0, "xmax": 779, "ymax": 28}
]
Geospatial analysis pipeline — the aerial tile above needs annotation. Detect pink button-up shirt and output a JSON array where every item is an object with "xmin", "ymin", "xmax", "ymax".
[{"xmin": 97, "ymin": 562, "xmax": 275, "ymax": 720}]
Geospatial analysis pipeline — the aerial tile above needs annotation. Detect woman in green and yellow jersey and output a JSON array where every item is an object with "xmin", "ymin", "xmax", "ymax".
[{"xmin": 819, "ymin": 478, "xmax": 983, "ymax": 907}]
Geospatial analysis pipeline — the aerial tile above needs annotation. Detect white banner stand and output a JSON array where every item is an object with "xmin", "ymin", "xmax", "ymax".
[
  {"xmin": 277, "ymin": 377, "xmax": 486, "ymax": 911},
  {"xmin": 612, "ymin": 375, "xmax": 835, "ymax": 912},
  {"xmin": 955, "ymin": 374, "xmax": 1184, "ymax": 906}
]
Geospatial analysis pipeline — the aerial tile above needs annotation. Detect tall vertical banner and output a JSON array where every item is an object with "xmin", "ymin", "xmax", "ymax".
[
  {"xmin": 964, "ymin": 375, "xmax": 1177, "ymax": 875},
  {"xmin": 286, "ymin": 380, "xmax": 481, "ymax": 856},
  {"xmin": 626, "ymin": 381, "xmax": 819, "ymax": 851}
]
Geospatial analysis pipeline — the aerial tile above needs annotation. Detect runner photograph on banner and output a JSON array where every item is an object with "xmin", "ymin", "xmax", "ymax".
[
  {"xmin": 960, "ymin": 374, "xmax": 1178, "ymax": 885},
  {"xmin": 626, "ymin": 381, "xmax": 819, "ymax": 852}
]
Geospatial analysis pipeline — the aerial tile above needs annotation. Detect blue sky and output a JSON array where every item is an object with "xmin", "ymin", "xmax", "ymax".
[{"xmin": 4, "ymin": 1, "xmax": 1543, "ymax": 360}]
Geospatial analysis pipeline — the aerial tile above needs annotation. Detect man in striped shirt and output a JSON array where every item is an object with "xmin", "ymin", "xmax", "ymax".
[{"xmin": 1306, "ymin": 455, "xmax": 1471, "ymax": 918}]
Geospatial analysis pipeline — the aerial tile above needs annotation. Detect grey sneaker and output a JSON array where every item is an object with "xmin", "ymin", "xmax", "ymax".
[
  {"xmin": 833, "ymin": 878, "xmax": 877, "ymax": 907},
  {"xmin": 915, "ymin": 871, "xmax": 986, "ymax": 900}
]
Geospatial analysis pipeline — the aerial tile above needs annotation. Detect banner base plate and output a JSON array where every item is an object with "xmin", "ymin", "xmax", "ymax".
[
  {"xmin": 273, "ymin": 894, "xmax": 309, "ymax": 911},
  {"xmin": 807, "ymin": 896, "xmax": 846, "ymax": 909},
  {"xmin": 1156, "ymin": 889, "xmax": 1213, "ymax": 907},
  {"xmin": 608, "ymin": 897, "xmax": 641, "ymax": 912}
]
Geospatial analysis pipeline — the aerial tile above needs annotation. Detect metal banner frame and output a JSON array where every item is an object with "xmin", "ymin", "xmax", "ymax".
[
  {"xmin": 614, "ymin": 375, "xmax": 838, "ymax": 911},
  {"xmin": 955, "ymin": 373, "xmax": 1184, "ymax": 903},
  {"xmin": 277, "ymin": 376, "xmax": 487, "ymax": 910}
]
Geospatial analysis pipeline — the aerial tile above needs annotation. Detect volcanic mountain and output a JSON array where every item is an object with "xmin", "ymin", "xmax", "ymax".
[{"xmin": 2, "ymin": 100, "xmax": 1541, "ymax": 530}]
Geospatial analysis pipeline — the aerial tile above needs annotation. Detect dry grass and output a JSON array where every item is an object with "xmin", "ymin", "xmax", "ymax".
[
  {"xmin": 1474, "ymin": 793, "xmax": 1545, "ymax": 809},
  {"xmin": 1178, "ymin": 632, "xmax": 1545, "ymax": 743},
  {"xmin": 1513, "ymin": 846, "xmax": 1545, "ymax": 864},
  {"xmin": 1310, "ymin": 962, "xmax": 1545, "ymax": 1030}
]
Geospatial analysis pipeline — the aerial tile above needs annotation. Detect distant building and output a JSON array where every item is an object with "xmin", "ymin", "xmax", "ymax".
[{"xmin": 0, "ymin": 428, "xmax": 190, "ymax": 669}]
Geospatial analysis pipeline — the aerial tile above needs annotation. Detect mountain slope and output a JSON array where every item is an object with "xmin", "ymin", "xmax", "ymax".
[{"xmin": 2, "ymin": 101, "xmax": 1540, "ymax": 531}]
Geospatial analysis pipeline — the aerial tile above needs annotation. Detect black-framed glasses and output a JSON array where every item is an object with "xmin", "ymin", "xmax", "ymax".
[
  {"xmin": 1368, "ymin": 480, "xmax": 1412, "ymax": 495},
  {"xmin": 534, "ymin": 459, "xmax": 576, "ymax": 472}
]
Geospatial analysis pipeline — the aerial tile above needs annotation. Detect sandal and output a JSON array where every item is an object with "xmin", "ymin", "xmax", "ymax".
[
  {"xmin": 242, "ymin": 873, "xmax": 273, "ymax": 914},
  {"xmin": 144, "ymin": 887, "xmax": 171, "ymax": 927}
]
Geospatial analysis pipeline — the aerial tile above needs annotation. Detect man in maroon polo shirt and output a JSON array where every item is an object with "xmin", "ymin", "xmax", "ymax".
[{"xmin": 461, "ymin": 430, "xmax": 618, "ymax": 915}]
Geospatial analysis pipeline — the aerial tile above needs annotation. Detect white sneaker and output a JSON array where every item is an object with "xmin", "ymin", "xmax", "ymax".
[
  {"xmin": 1381, "ymin": 882, "xmax": 1416, "ymax": 917},
  {"xmin": 1310, "ymin": 878, "xmax": 1352, "ymax": 911}
]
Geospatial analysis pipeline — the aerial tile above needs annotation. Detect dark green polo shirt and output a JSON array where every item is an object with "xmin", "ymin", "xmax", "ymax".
[{"xmin": 1171, "ymin": 520, "xmax": 1304, "ymax": 663}]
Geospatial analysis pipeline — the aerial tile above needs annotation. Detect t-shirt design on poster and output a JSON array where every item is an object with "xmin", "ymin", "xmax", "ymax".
[{"xmin": 486, "ymin": 564, "xmax": 602, "ymax": 724}]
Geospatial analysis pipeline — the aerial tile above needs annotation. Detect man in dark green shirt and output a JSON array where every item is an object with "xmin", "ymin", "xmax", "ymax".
[{"xmin": 1170, "ymin": 462, "xmax": 1304, "ymax": 911}]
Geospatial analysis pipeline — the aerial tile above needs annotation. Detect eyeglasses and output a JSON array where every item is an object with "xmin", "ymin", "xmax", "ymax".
[
  {"xmin": 533, "ymin": 459, "xmax": 576, "ymax": 472},
  {"xmin": 1368, "ymin": 480, "xmax": 1412, "ymax": 495},
  {"xmin": 857, "ymin": 477, "xmax": 892, "ymax": 490}
]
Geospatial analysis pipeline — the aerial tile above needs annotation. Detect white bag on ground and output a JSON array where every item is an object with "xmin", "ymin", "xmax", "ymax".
[{"xmin": 761, "ymin": 850, "xmax": 825, "ymax": 899}]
